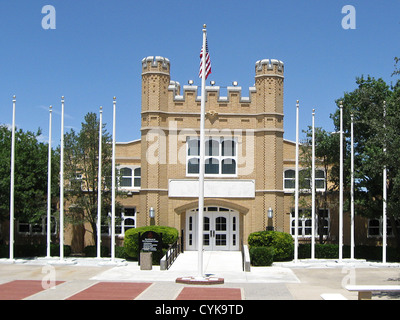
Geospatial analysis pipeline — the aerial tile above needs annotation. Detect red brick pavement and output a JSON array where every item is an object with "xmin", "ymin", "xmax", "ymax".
[
  {"xmin": 0, "ymin": 280, "xmax": 64, "ymax": 300},
  {"xmin": 66, "ymin": 282, "xmax": 152, "ymax": 300},
  {"xmin": 176, "ymin": 287, "xmax": 242, "ymax": 300}
]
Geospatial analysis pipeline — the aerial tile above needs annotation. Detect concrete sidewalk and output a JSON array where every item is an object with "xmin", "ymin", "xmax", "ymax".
[{"xmin": 1, "ymin": 252, "xmax": 400, "ymax": 300}]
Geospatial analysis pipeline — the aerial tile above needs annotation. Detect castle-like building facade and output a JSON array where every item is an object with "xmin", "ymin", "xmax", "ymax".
[{"xmin": 113, "ymin": 55, "xmax": 332, "ymax": 251}]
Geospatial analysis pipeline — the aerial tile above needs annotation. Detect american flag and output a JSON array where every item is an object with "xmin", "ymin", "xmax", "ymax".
[{"xmin": 199, "ymin": 37, "xmax": 211, "ymax": 80}]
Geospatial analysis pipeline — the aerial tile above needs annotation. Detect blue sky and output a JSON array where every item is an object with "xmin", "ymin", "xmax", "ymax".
[{"xmin": 1, "ymin": 0, "xmax": 399, "ymax": 145}]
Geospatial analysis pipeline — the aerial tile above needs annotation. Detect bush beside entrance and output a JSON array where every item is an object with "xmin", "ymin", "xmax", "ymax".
[
  {"xmin": 124, "ymin": 225, "xmax": 179, "ymax": 264},
  {"xmin": 248, "ymin": 231, "xmax": 294, "ymax": 264}
]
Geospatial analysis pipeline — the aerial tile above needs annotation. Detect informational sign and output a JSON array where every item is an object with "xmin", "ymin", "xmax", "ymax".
[{"xmin": 139, "ymin": 231, "xmax": 163, "ymax": 253}]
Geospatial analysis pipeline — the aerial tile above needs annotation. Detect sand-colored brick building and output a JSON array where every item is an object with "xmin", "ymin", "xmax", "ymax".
[{"xmin": 112, "ymin": 55, "xmax": 335, "ymax": 251}]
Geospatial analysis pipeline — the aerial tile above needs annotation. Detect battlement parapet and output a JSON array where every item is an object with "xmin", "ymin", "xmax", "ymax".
[
  {"xmin": 255, "ymin": 59, "xmax": 284, "ymax": 75},
  {"xmin": 168, "ymin": 81, "xmax": 256, "ymax": 104},
  {"xmin": 142, "ymin": 56, "xmax": 170, "ymax": 73}
]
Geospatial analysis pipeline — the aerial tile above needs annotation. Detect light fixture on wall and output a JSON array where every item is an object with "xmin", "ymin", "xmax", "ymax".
[
  {"xmin": 232, "ymin": 81, "xmax": 238, "ymax": 86},
  {"xmin": 188, "ymin": 80, "xmax": 194, "ymax": 85},
  {"xmin": 149, "ymin": 207, "xmax": 155, "ymax": 219},
  {"xmin": 267, "ymin": 207, "xmax": 274, "ymax": 231},
  {"xmin": 149, "ymin": 207, "xmax": 155, "ymax": 226},
  {"xmin": 210, "ymin": 80, "xmax": 216, "ymax": 86},
  {"xmin": 268, "ymin": 207, "xmax": 273, "ymax": 219}
]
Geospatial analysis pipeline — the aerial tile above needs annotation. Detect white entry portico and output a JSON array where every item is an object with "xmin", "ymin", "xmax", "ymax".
[{"xmin": 186, "ymin": 207, "xmax": 239, "ymax": 251}]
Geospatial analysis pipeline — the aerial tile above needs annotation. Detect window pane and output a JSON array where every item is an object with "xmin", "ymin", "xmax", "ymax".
[
  {"xmin": 284, "ymin": 180, "xmax": 295, "ymax": 189},
  {"xmin": 222, "ymin": 159, "xmax": 236, "ymax": 174},
  {"xmin": 204, "ymin": 217, "xmax": 210, "ymax": 231},
  {"xmin": 134, "ymin": 177, "xmax": 141, "ymax": 187},
  {"xmin": 134, "ymin": 167, "xmax": 141, "ymax": 177},
  {"xmin": 222, "ymin": 140, "xmax": 235, "ymax": 156},
  {"xmin": 216, "ymin": 217, "xmax": 227, "ymax": 231},
  {"xmin": 216, "ymin": 234, "xmax": 227, "ymax": 246},
  {"xmin": 188, "ymin": 158, "xmax": 200, "ymax": 174},
  {"xmin": 315, "ymin": 170, "xmax": 325, "ymax": 178},
  {"xmin": 188, "ymin": 139, "xmax": 200, "ymax": 156},
  {"xmin": 206, "ymin": 139, "xmax": 219, "ymax": 156},
  {"xmin": 285, "ymin": 170, "xmax": 295, "ymax": 178},
  {"xmin": 316, "ymin": 179, "xmax": 325, "ymax": 189},
  {"xmin": 205, "ymin": 158, "xmax": 219, "ymax": 174},
  {"xmin": 121, "ymin": 177, "xmax": 132, "ymax": 187},
  {"xmin": 120, "ymin": 168, "xmax": 132, "ymax": 176}
]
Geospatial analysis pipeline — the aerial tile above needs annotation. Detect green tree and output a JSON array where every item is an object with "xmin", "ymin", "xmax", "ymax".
[
  {"xmin": 0, "ymin": 125, "xmax": 59, "ymax": 227},
  {"xmin": 332, "ymin": 76, "xmax": 400, "ymax": 249},
  {"xmin": 64, "ymin": 112, "xmax": 122, "ymax": 247}
]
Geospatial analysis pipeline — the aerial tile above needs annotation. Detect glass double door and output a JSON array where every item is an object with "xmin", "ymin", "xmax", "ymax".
[{"xmin": 186, "ymin": 207, "xmax": 239, "ymax": 251}]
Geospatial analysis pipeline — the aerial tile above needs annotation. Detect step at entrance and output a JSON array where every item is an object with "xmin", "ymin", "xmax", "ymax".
[{"xmin": 169, "ymin": 251, "xmax": 243, "ymax": 273}]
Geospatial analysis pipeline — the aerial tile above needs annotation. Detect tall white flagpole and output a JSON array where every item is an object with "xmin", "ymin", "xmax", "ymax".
[
  {"xmin": 350, "ymin": 113, "xmax": 355, "ymax": 260},
  {"xmin": 111, "ymin": 98, "xmax": 116, "ymax": 262},
  {"xmin": 311, "ymin": 109, "xmax": 316, "ymax": 260},
  {"xmin": 339, "ymin": 102, "xmax": 343, "ymax": 262},
  {"xmin": 294, "ymin": 100, "xmax": 299, "ymax": 263},
  {"xmin": 9, "ymin": 95, "xmax": 16, "ymax": 262},
  {"xmin": 197, "ymin": 24, "xmax": 207, "ymax": 278},
  {"xmin": 97, "ymin": 106, "xmax": 103, "ymax": 259},
  {"xmin": 382, "ymin": 101, "xmax": 387, "ymax": 263},
  {"xmin": 60, "ymin": 96, "xmax": 65, "ymax": 260},
  {"xmin": 46, "ymin": 106, "xmax": 53, "ymax": 258}
]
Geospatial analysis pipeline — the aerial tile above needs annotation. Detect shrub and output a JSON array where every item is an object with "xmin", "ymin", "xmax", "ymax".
[
  {"xmin": 248, "ymin": 231, "xmax": 294, "ymax": 261},
  {"xmin": 249, "ymin": 247, "xmax": 274, "ymax": 266},
  {"xmin": 124, "ymin": 225, "xmax": 179, "ymax": 260}
]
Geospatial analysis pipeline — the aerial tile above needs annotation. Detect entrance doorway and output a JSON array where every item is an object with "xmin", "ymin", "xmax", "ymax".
[{"xmin": 186, "ymin": 207, "xmax": 239, "ymax": 251}]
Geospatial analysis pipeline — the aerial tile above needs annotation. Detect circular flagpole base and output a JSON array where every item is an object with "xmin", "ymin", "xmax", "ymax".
[{"xmin": 176, "ymin": 276, "xmax": 224, "ymax": 285}]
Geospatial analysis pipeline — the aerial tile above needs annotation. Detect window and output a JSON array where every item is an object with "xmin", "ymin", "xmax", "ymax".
[
  {"xmin": 17, "ymin": 217, "xmax": 57, "ymax": 235},
  {"xmin": 284, "ymin": 169, "xmax": 326, "ymax": 191},
  {"xmin": 119, "ymin": 166, "xmax": 141, "ymax": 188},
  {"xmin": 367, "ymin": 218, "xmax": 400, "ymax": 238},
  {"xmin": 290, "ymin": 208, "xmax": 330, "ymax": 238},
  {"xmin": 120, "ymin": 168, "xmax": 132, "ymax": 187},
  {"xmin": 284, "ymin": 170, "xmax": 295, "ymax": 189},
  {"xmin": 187, "ymin": 137, "xmax": 237, "ymax": 176}
]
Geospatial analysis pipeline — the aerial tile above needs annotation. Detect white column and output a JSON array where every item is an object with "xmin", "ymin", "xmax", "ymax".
[
  {"xmin": 350, "ymin": 113, "xmax": 355, "ymax": 260},
  {"xmin": 339, "ymin": 102, "xmax": 343, "ymax": 262},
  {"xmin": 60, "ymin": 96, "xmax": 65, "ymax": 260},
  {"xmin": 46, "ymin": 106, "xmax": 53, "ymax": 258},
  {"xmin": 197, "ymin": 25, "xmax": 207, "ymax": 278},
  {"xmin": 97, "ymin": 106, "xmax": 103, "ymax": 259},
  {"xmin": 311, "ymin": 109, "xmax": 316, "ymax": 260},
  {"xmin": 9, "ymin": 95, "xmax": 16, "ymax": 262},
  {"xmin": 294, "ymin": 100, "xmax": 299, "ymax": 263},
  {"xmin": 111, "ymin": 98, "xmax": 116, "ymax": 262}
]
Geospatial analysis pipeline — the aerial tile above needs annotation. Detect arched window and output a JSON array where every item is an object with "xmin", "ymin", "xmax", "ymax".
[{"xmin": 120, "ymin": 167, "xmax": 132, "ymax": 187}]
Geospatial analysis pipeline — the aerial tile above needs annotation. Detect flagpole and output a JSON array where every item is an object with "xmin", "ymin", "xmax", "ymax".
[
  {"xmin": 197, "ymin": 24, "xmax": 207, "ymax": 278},
  {"xmin": 60, "ymin": 96, "xmax": 65, "ymax": 260},
  {"xmin": 9, "ymin": 95, "xmax": 16, "ymax": 262},
  {"xmin": 97, "ymin": 106, "xmax": 103, "ymax": 259},
  {"xmin": 46, "ymin": 106, "xmax": 53, "ymax": 258},
  {"xmin": 311, "ymin": 109, "xmax": 315, "ymax": 260},
  {"xmin": 382, "ymin": 101, "xmax": 387, "ymax": 263},
  {"xmin": 294, "ymin": 100, "xmax": 299, "ymax": 263},
  {"xmin": 111, "ymin": 98, "xmax": 116, "ymax": 262},
  {"xmin": 339, "ymin": 102, "xmax": 343, "ymax": 262},
  {"xmin": 350, "ymin": 113, "xmax": 355, "ymax": 260}
]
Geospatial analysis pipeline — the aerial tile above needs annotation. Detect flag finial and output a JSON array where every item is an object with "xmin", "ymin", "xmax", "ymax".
[{"xmin": 203, "ymin": 24, "xmax": 207, "ymax": 29}]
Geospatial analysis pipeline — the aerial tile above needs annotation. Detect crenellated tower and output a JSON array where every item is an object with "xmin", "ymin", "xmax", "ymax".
[{"xmin": 141, "ymin": 56, "xmax": 171, "ymax": 112}]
